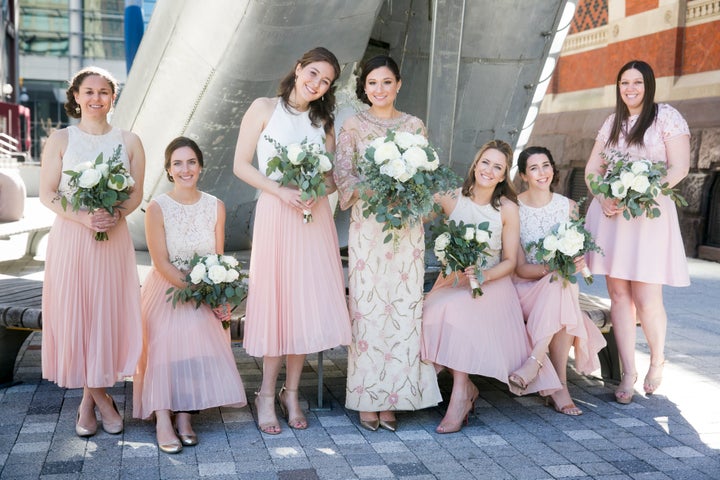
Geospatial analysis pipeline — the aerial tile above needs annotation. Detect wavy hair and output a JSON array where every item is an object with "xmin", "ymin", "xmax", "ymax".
[
  {"xmin": 461, "ymin": 139, "xmax": 517, "ymax": 209},
  {"xmin": 64, "ymin": 66, "xmax": 119, "ymax": 119}
]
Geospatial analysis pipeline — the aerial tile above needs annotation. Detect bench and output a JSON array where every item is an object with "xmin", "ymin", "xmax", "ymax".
[{"xmin": 0, "ymin": 197, "xmax": 55, "ymax": 257}]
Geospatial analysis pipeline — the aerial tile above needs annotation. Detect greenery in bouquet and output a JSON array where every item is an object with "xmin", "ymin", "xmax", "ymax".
[
  {"xmin": 525, "ymin": 217, "xmax": 602, "ymax": 286},
  {"xmin": 166, "ymin": 253, "xmax": 248, "ymax": 329},
  {"xmin": 265, "ymin": 135, "xmax": 333, "ymax": 223},
  {"xmin": 61, "ymin": 144, "xmax": 135, "ymax": 241},
  {"xmin": 431, "ymin": 219, "xmax": 492, "ymax": 297},
  {"xmin": 587, "ymin": 149, "xmax": 687, "ymax": 220},
  {"xmin": 357, "ymin": 130, "xmax": 460, "ymax": 243}
]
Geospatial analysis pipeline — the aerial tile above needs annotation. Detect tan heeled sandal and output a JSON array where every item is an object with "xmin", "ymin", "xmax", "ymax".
[
  {"xmin": 643, "ymin": 361, "xmax": 665, "ymax": 395},
  {"xmin": 615, "ymin": 372, "xmax": 637, "ymax": 404},
  {"xmin": 254, "ymin": 391, "xmax": 281, "ymax": 435},
  {"xmin": 278, "ymin": 385, "xmax": 308, "ymax": 430},
  {"xmin": 508, "ymin": 355, "xmax": 543, "ymax": 391}
]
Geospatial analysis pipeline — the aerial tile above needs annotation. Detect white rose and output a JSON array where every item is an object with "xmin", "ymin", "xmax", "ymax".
[
  {"xmin": 189, "ymin": 263, "xmax": 207, "ymax": 284},
  {"xmin": 107, "ymin": 173, "xmax": 130, "ymax": 191},
  {"xmin": 542, "ymin": 234, "xmax": 559, "ymax": 253},
  {"xmin": 317, "ymin": 154, "xmax": 332, "ymax": 173},
  {"xmin": 75, "ymin": 161, "xmax": 94, "ymax": 171},
  {"xmin": 463, "ymin": 227, "xmax": 475, "ymax": 241},
  {"xmin": 369, "ymin": 137, "xmax": 387, "ymax": 151},
  {"xmin": 475, "ymin": 228, "xmax": 490, "ymax": 244},
  {"xmin": 557, "ymin": 228, "xmax": 585, "ymax": 257},
  {"xmin": 221, "ymin": 255, "xmax": 239, "ymax": 267},
  {"xmin": 393, "ymin": 131, "xmax": 416, "ymax": 150},
  {"xmin": 374, "ymin": 142, "xmax": 402, "ymax": 165},
  {"xmin": 396, "ymin": 161, "xmax": 416, "ymax": 183},
  {"xmin": 434, "ymin": 232, "xmax": 451, "ymax": 250},
  {"xmin": 77, "ymin": 168, "xmax": 102, "ymax": 188},
  {"xmin": 610, "ymin": 180, "xmax": 627, "ymax": 199},
  {"xmin": 402, "ymin": 146, "xmax": 429, "ymax": 170},
  {"xmin": 286, "ymin": 143, "xmax": 304, "ymax": 165},
  {"xmin": 631, "ymin": 160, "xmax": 650, "ymax": 175},
  {"xmin": 379, "ymin": 157, "xmax": 408, "ymax": 181},
  {"xmin": 126, "ymin": 175, "xmax": 135, "ymax": 188},
  {"xmin": 630, "ymin": 174, "xmax": 650, "ymax": 194},
  {"xmin": 224, "ymin": 268, "xmax": 240, "ymax": 283},
  {"xmin": 203, "ymin": 255, "xmax": 220, "ymax": 267},
  {"xmin": 425, "ymin": 149, "xmax": 440, "ymax": 171},
  {"xmin": 412, "ymin": 134, "xmax": 428, "ymax": 147},
  {"xmin": 207, "ymin": 264, "xmax": 227, "ymax": 284},
  {"xmin": 435, "ymin": 250, "xmax": 446, "ymax": 263},
  {"xmin": 95, "ymin": 163, "xmax": 110, "ymax": 177},
  {"xmin": 620, "ymin": 171, "xmax": 636, "ymax": 190}
]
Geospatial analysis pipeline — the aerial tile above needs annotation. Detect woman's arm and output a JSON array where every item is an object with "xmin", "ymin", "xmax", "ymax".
[
  {"xmin": 663, "ymin": 134, "xmax": 690, "ymax": 188},
  {"xmin": 323, "ymin": 126, "xmax": 338, "ymax": 195},
  {"xmin": 333, "ymin": 117, "xmax": 361, "ymax": 210},
  {"xmin": 119, "ymin": 130, "xmax": 146, "ymax": 216},
  {"xmin": 482, "ymin": 197, "xmax": 520, "ymax": 282},
  {"xmin": 144, "ymin": 201, "xmax": 186, "ymax": 289},
  {"xmin": 215, "ymin": 199, "xmax": 226, "ymax": 254},
  {"xmin": 585, "ymin": 139, "xmax": 623, "ymax": 216}
]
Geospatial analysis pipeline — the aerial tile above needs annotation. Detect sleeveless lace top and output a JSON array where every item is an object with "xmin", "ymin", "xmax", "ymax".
[
  {"xmin": 154, "ymin": 192, "xmax": 218, "ymax": 269},
  {"xmin": 449, "ymin": 194, "xmax": 504, "ymax": 268},
  {"xmin": 256, "ymin": 100, "xmax": 327, "ymax": 181},
  {"xmin": 518, "ymin": 193, "xmax": 569, "ymax": 265},
  {"xmin": 58, "ymin": 126, "xmax": 128, "ymax": 201}
]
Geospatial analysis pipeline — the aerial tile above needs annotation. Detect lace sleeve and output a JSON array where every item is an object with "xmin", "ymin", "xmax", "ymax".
[
  {"xmin": 657, "ymin": 104, "xmax": 690, "ymax": 140},
  {"xmin": 334, "ymin": 125, "xmax": 361, "ymax": 210}
]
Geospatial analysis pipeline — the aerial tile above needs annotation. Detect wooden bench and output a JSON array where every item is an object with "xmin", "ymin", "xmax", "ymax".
[{"xmin": 0, "ymin": 197, "xmax": 55, "ymax": 257}]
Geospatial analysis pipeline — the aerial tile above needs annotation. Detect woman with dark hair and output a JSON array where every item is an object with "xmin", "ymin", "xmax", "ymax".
[
  {"xmin": 335, "ymin": 54, "xmax": 442, "ymax": 432},
  {"xmin": 39, "ymin": 66, "xmax": 145, "ymax": 437},
  {"xmin": 422, "ymin": 140, "xmax": 561, "ymax": 433},
  {"xmin": 233, "ymin": 47, "xmax": 351, "ymax": 434},
  {"xmin": 134, "ymin": 137, "xmax": 246, "ymax": 453},
  {"xmin": 514, "ymin": 146, "xmax": 606, "ymax": 416},
  {"xmin": 584, "ymin": 60, "xmax": 690, "ymax": 404}
]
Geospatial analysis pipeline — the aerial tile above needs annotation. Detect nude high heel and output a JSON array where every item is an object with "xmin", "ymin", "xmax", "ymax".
[
  {"xmin": 278, "ymin": 385, "xmax": 308, "ymax": 430},
  {"xmin": 508, "ymin": 355, "xmax": 543, "ymax": 392},
  {"xmin": 615, "ymin": 372, "xmax": 637, "ymax": 404},
  {"xmin": 643, "ymin": 361, "xmax": 665, "ymax": 395},
  {"xmin": 101, "ymin": 394, "xmax": 123, "ymax": 434},
  {"xmin": 254, "ymin": 391, "xmax": 281, "ymax": 435}
]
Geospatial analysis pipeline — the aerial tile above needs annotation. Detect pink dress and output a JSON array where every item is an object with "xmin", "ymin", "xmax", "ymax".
[
  {"xmin": 421, "ymin": 195, "xmax": 561, "ymax": 396},
  {"xmin": 42, "ymin": 126, "xmax": 142, "ymax": 389},
  {"xmin": 335, "ymin": 111, "xmax": 442, "ymax": 411},
  {"xmin": 242, "ymin": 100, "xmax": 351, "ymax": 357},
  {"xmin": 133, "ymin": 193, "xmax": 246, "ymax": 419},
  {"xmin": 515, "ymin": 193, "xmax": 606, "ymax": 375},
  {"xmin": 585, "ymin": 104, "xmax": 690, "ymax": 286}
]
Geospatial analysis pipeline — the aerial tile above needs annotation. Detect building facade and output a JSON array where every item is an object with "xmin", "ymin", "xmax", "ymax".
[{"xmin": 528, "ymin": 0, "xmax": 720, "ymax": 261}]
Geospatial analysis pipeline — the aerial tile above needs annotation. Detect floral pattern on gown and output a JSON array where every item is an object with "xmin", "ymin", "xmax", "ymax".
[
  {"xmin": 585, "ymin": 103, "xmax": 690, "ymax": 286},
  {"xmin": 335, "ymin": 111, "xmax": 442, "ymax": 411},
  {"xmin": 516, "ymin": 193, "xmax": 606, "ymax": 375}
]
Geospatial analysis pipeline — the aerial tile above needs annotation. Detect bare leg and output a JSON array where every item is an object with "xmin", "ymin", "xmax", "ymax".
[
  {"xmin": 437, "ymin": 370, "xmax": 478, "ymax": 434},
  {"xmin": 509, "ymin": 336, "xmax": 551, "ymax": 391},
  {"xmin": 76, "ymin": 387, "xmax": 97, "ymax": 433},
  {"xmin": 631, "ymin": 282, "xmax": 667, "ymax": 394},
  {"xmin": 255, "ymin": 356, "xmax": 282, "ymax": 434},
  {"xmin": 607, "ymin": 276, "xmax": 638, "ymax": 402},
  {"xmin": 88, "ymin": 386, "xmax": 122, "ymax": 432},
  {"xmin": 547, "ymin": 329, "xmax": 582, "ymax": 415},
  {"xmin": 278, "ymin": 354, "xmax": 307, "ymax": 429}
]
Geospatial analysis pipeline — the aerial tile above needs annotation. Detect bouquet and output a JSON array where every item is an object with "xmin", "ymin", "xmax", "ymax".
[
  {"xmin": 166, "ymin": 253, "xmax": 248, "ymax": 329},
  {"xmin": 587, "ymin": 149, "xmax": 687, "ymax": 220},
  {"xmin": 525, "ymin": 217, "xmax": 602, "ymax": 285},
  {"xmin": 265, "ymin": 136, "xmax": 333, "ymax": 223},
  {"xmin": 431, "ymin": 219, "xmax": 492, "ymax": 297},
  {"xmin": 61, "ymin": 144, "xmax": 135, "ymax": 241},
  {"xmin": 357, "ymin": 130, "xmax": 459, "ymax": 243}
]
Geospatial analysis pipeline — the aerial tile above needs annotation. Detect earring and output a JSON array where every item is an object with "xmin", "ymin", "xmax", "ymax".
[
  {"xmin": 75, "ymin": 106, "xmax": 80, "ymax": 113},
  {"xmin": 397, "ymin": 90, "xmax": 400, "ymax": 94},
  {"xmin": 321, "ymin": 95, "xmax": 325, "ymax": 102}
]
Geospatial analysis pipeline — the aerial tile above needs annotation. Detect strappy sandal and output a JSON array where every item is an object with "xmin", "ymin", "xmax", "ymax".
[
  {"xmin": 254, "ymin": 391, "xmax": 281, "ymax": 435},
  {"xmin": 643, "ymin": 361, "xmax": 665, "ymax": 395},
  {"xmin": 546, "ymin": 384, "xmax": 583, "ymax": 416},
  {"xmin": 278, "ymin": 385, "xmax": 308, "ymax": 430},
  {"xmin": 615, "ymin": 372, "xmax": 637, "ymax": 404},
  {"xmin": 508, "ymin": 355, "xmax": 543, "ymax": 391}
]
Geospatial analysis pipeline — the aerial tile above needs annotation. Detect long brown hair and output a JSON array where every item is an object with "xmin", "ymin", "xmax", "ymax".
[
  {"xmin": 277, "ymin": 47, "xmax": 340, "ymax": 133},
  {"xmin": 461, "ymin": 139, "xmax": 517, "ymax": 209},
  {"xmin": 64, "ymin": 66, "xmax": 119, "ymax": 119},
  {"xmin": 606, "ymin": 60, "xmax": 658, "ymax": 148}
]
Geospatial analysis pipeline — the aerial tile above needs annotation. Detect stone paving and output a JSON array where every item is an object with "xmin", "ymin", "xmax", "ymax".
[{"xmin": 1, "ymin": 234, "xmax": 719, "ymax": 479}]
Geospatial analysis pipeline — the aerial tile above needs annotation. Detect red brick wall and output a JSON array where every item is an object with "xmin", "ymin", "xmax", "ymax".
[
  {"xmin": 626, "ymin": 0, "xmax": 658, "ymax": 17},
  {"xmin": 683, "ymin": 21, "xmax": 720, "ymax": 74}
]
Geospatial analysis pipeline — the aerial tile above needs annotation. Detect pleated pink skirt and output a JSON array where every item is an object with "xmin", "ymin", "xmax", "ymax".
[
  {"xmin": 421, "ymin": 274, "xmax": 561, "ymax": 396},
  {"xmin": 514, "ymin": 276, "xmax": 606, "ymax": 375},
  {"xmin": 585, "ymin": 195, "xmax": 689, "ymax": 286},
  {"xmin": 133, "ymin": 269, "xmax": 247, "ymax": 419},
  {"xmin": 42, "ymin": 216, "xmax": 141, "ymax": 389},
  {"xmin": 243, "ymin": 193, "xmax": 351, "ymax": 357}
]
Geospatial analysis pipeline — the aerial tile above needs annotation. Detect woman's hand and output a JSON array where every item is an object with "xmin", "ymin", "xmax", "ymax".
[
  {"xmin": 82, "ymin": 209, "xmax": 118, "ymax": 232},
  {"xmin": 463, "ymin": 265, "xmax": 478, "ymax": 280},
  {"xmin": 212, "ymin": 304, "xmax": 232, "ymax": 322},
  {"xmin": 276, "ymin": 186, "xmax": 308, "ymax": 213},
  {"xmin": 599, "ymin": 195, "xmax": 623, "ymax": 217},
  {"xmin": 573, "ymin": 255, "xmax": 587, "ymax": 272}
]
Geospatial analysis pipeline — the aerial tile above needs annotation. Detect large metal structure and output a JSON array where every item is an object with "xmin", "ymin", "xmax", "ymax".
[{"xmin": 112, "ymin": 0, "xmax": 569, "ymax": 251}]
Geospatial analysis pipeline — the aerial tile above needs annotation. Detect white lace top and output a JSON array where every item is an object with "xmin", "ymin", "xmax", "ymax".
[
  {"xmin": 153, "ymin": 192, "xmax": 218, "ymax": 269},
  {"xmin": 519, "ymin": 193, "xmax": 570, "ymax": 264},
  {"xmin": 449, "ymin": 194, "xmax": 504, "ymax": 268}
]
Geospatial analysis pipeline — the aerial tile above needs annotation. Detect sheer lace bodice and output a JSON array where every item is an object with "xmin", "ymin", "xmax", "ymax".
[
  {"xmin": 519, "ymin": 193, "xmax": 569, "ymax": 265},
  {"xmin": 449, "ymin": 195, "xmax": 504, "ymax": 268},
  {"xmin": 154, "ymin": 192, "xmax": 217, "ymax": 269}
]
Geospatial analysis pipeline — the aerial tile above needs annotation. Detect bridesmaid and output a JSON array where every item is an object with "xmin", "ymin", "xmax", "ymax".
[
  {"xmin": 39, "ymin": 66, "xmax": 144, "ymax": 437},
  {"xmin": 233, "ymin": 47, "xmax": 351, "ymax": 434},
  {"xmin": 513, "ymin": 146, "xmax": 606, "ymax": 416},
  {"xmin": 134, "ymin": 137, "xmax": 246, "ymax": 454},
  {"xmin": 334, "ymin": 55, "xmax": 442, "ymax": 432},
  {"xmin": 422, "ymin": 140, "xmax": 561, "ymax": 433}
]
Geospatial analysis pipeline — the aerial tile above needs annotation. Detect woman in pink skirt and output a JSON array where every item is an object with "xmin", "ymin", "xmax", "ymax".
[
  {"xmin": 422, "ymin": 140, "xmax": 561, "ymax": 434},
  {"xmin": 514, "ymin": 146, "xmax": 606, "ymax": 416},
  {"xmin": 584, "ymin": 60, "xmax": 690, "ymax": 404},
  {"xmin": 39, "ymin": 66, "xmax": 145, "ymax": 437},
  {"xmin": 233, "ymin": 47, "xmax": 351, "ymax": 434},
  {"xmin": 134, "ymin": 137, "xmax": 247, "ymax": 454}
]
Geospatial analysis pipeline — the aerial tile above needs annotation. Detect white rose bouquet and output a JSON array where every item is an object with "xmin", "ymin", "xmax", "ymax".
[
  {"xmin": 264, "ymin": 135, "xmax": 333, "ymax": 223},
  {"xmin": 357, "ymin": 130, "xmax": 459, "ymax": 243},
  {"xmin": 61, "ymin": 144, "xmax": 135, "ymax": 241},
  {"xmin": 587, "ymin": 149, "xmax": 687, "ymax": 220},
  {"xmin": 525, "ymin": 217, "xmax": 602, "ymax": 285},
  {"xmin": 431, "ymin": 219, "xmax": 492, "ymax": 297},
  {"xmin": 166, "ymin": 253, "xmax": 248, "ymax": 329}
]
